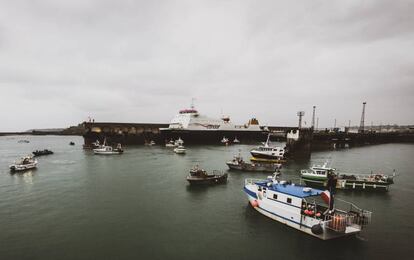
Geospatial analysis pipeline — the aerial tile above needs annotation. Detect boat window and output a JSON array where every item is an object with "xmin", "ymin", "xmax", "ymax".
[
  {"xmin": 258, "ymin": 187, "xmax": 262, "ymax": 191},
  {"xmin": 273, "ymin": 194, "xmax": 278, "ymax": 200},
  {"xmin": 287, "ymin": 198, "xmax": 292, "ymax": 204}
]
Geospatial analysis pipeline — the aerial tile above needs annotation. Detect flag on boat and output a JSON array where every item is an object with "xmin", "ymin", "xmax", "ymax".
[{"xmin": 321, "ymin": 190, "xmax": 330, "ymax": 205}]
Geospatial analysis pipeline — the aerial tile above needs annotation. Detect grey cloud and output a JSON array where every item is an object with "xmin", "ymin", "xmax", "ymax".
[{"xmin": 0, "ymin": 0, "xmax": 413, "ymax": 131}]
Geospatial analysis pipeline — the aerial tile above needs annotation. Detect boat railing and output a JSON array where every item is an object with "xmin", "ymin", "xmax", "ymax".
[
  {"xmin": 330, "ymin": 198, "xmax": 372, "ymax": 228},
  {"xmin": 323, "ymin": 209, "xmax": 371, "ymax": 233}
]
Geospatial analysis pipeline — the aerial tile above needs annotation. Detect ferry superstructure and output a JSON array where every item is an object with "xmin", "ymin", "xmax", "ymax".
[
  {"xmin": 160, "ymin": 106, "xmax": 267, "ymax": 144},
  {"xmin": 244, "ymin": 178, "xmax": 372, "ymax": 240}
]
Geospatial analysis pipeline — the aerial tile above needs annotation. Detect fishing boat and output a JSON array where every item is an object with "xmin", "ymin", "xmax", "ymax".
[
  {"xmin": 174, "ymin": 145, "xmax": 186, "ymax": 154},
  {"xmin": 226, "ymin": 153, "xmax": 281, "ymax": 172},
  {"xmin": 9, "ymin": 156, "xmax": 38, "ymax": 172},
  {"xmin": 250, "ymin": 134, "xmax": 286, "ymax": 161},
  {"xmin": 244, "ymin": 177, "xmax": 372, "ymax": 240},
  {"xmin": 93, "ymin": 143, "xmax": 124, "ymax": 155},
  {"xmin": 300, "ymin": 163, "xmax": 395, "ymax": 191},
  {"xmin": 32, "ymin": 149, "xmax": 54, "ymax": 157},
  {"xmin": 187, "ymin": 166, "xmax": 228, "ymax": 185}
]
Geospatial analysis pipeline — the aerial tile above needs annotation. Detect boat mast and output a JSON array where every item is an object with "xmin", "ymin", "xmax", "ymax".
[{"xmin": 265, "ymin": 133, "xmax": 270, "ymax": 147}]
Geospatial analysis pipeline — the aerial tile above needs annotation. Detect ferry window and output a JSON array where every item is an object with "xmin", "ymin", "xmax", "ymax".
[
  {"xmin": 287, "ymin": 198, "xmax": 292, "ymax": 204},
  {"xmin": 273, "ymin": 194, "xmax": 278, "ymax": 200}
]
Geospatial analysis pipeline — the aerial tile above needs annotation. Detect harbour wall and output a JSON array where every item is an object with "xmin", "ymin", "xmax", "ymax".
[
  {"xmin": 81, "ymin": 122, "xmax": 414, "ymax": 148},
  {"xmin": 82, "ymin": 122, "xmax": 168, "ymax": 147}
]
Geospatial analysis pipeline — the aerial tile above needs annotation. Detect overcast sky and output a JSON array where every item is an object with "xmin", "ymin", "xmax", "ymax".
[{"xmin": 0, "ymin": 0, "xmax": 413, "ymax": 131}]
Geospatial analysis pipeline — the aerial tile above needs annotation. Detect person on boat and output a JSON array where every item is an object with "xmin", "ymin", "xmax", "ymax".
[{"xmin": 327, "ymin": 171, "xmax": 337, "ymax": 210}]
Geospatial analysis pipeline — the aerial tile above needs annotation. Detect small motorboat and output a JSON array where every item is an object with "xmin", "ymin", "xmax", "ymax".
[
  {"xmin": 93, "ymin": 143, "xmax": 123, "ymax": 155},
  {"xmin": 233, "ymin": 137, "xmax": 240, "ymax": 144},
  {"xmin": 250, "ymin": 134, "xmax": 285, "ymax": 160},
  {"xmin": 69, "ymin": 141, "xmax": 75, "ymax": 146},
  {"xmin": 221, "ymin": 137, "xmax": 229, "ymax": 144},
  {"xmin": 226, "ymin": 153, "xmax": 281, "ymax": 172},
  {"xmin": 165, "ymin": 139, "xmax": 175, "ymax": 147},
  {"xmin": 174, "ymin": 138, "xmax": 184, "ymax": 147},
  {"xmin": 83, "ymin": 140, "xmax": 101, "ymax": 150},
  {"xmin": 145, "ymin": 140, "xmax": 156, "ymax": 146},
  {"xmin": 18, "ymin": 140, "xmax": 30, "ymax": 143},
  {"xmin": 187, "ymin": 166, "xmax": 228, "ymax": 185},
  {"xmin": 32, "ymin": 149, "xmax": 54, "ymax": 157},
  {"xmin": 174, "ymin": 145, "xmax": 186, "ymax": 154},
  {"xmin": 9, "ymin": 156, "xmax": 38, "ymax": 172}
]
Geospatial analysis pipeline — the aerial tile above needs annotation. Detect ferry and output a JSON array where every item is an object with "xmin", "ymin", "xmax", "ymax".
[
  {"xmin": 160, "ymin": 103, "xmax": 267, "ymax": 144},
  {"xmin": 300, "ymin": 163, "xmax": 395, "ymax": 191},
  {"xmin": 244, "ymin": 177, "xmax": 372, "ymax": 240}
]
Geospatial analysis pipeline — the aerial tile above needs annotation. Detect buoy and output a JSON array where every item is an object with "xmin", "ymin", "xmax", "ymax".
[
  {"xmin": 316, "ymin": 212, "xmax": 321, "ymax": 218},
  {"xmin": 250, "ymin": 200, "xmax": 259, "ymax": 207}
]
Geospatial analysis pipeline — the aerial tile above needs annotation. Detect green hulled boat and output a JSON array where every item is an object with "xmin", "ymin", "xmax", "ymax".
[{"xmin": 300, "ymin": 163, "xmax": 395, "ymax": 192}]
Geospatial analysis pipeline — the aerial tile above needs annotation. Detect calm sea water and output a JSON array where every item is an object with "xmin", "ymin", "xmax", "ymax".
[{"xmin": 0, "ymin": 135, "xmax": 413, "ymax": 259}]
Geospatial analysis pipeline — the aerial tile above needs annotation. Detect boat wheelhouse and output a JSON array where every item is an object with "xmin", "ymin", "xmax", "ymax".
[{"xmin": 244, "ymin": 178, "xmax": 372, "ymax": 240}]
